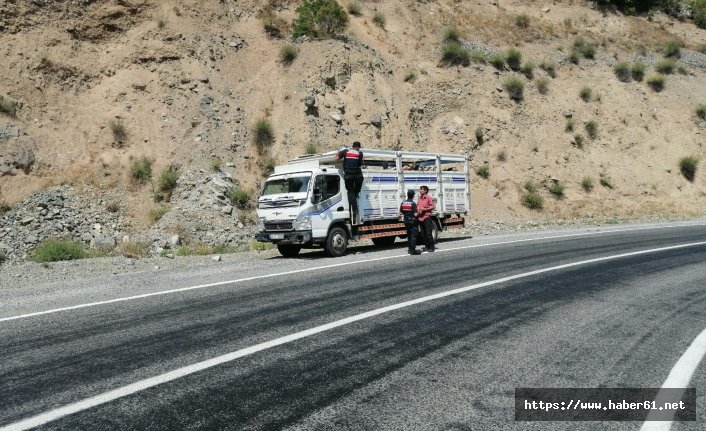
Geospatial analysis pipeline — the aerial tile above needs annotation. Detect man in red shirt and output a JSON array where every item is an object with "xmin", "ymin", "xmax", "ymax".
[{"xmin": 417, "ymin": 185, "xmax": 436, "ymax": 252}]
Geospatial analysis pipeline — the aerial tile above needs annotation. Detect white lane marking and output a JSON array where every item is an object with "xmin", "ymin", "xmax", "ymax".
[
  {"xmin": 0, "ymin": 222, "xmax": 704, "ymax": 323},
  {"xmin": 2, "ymin": 241, "xmax": 705, "ymax": 431},
  {"xmin": 640, "ymin": 326, "xmax": 706, "ymax": 431}
]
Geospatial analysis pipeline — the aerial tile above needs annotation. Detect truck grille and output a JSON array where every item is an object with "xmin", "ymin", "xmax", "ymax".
[{"xmin": 264, "ymin": 221, "xmax": 294, "ymax": 231}]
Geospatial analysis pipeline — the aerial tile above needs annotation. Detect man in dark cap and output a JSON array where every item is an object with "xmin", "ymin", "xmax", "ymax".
[
  {"xmin": 336, "ymin": 141, "xmax": 364, "ymax": 223},
  {"xmin": 399, "ymin": 189, "xmax": 421, "ymax": 255}
]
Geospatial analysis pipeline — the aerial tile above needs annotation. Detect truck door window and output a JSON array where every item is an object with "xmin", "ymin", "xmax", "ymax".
[{"xmin": 323, "ymin": 175, "xmax": 340, "ymax": 199}]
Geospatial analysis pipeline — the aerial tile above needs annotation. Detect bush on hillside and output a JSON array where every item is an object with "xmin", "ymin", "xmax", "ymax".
[
  {"xmin": 252, "ymin": 119, "xmax": 275, "ymax": 153},
  {"xmin": 536, "ymin": 77, "xmax": 550, "ymax": 94},
  {"xmin": 346, "ymin": 1, "xmax": 362, "ymax": 16},
  {"xmin": 580, "ymin": 86, "xmax": 592, "ymax": 102},
  {"xmin": 506, "ymin": 48, "xmax": 522, "ymax": 70},
  {"xmin": 679, "ymin": 156, "xmax": 699, "ymax": 181},
  {"xmin": 647, "ymin": 74, "xmax": 665, "ymax": 91},
  {"xmin": 696, "ymin": 104, "xmax": 706, "ymax": 120},
  {"xmin": 521, "ymin": 192, "xmax": 543, "ymax": 209},
  {"xmin": 655, "ymin": 59, "xmax": 675, "ymax": 74},
  {"xmin": 0, "ymin": 96, "xmax": 19, "ymax": 117},
  {"xmin": 441, "ymin": 42, "xmax": 471, "ymax": 66},
  {"xmin": 130, "ymin": 156, "xmax": 152, "ymax": 184},
  {"xmin": 280, "ymin": 44, "xmax": 299, "ymax": 65},
  {"xmin": 503, "ymin": 75, "xmax": 524, "ymax": 101},
  {"xmin": 226, "ymin": 187, "xmax": 252, "ymax": 209},
  {"xmin": 631, "ymin": 61, "xmax": 646, "ymax": 81},
  {"xmin": 585, "ymin": 120, "xmax": 598, "ymax": 139},
  {"xmin": 614, "ymin": 62, "xmax": 631, "ymax": 82},
  {"xmin": 155, "ymin": 167, "xmax": 180, "ymax": 202},
  {"xmin": 31, "ymin": 239, "xmax": 87, "ymax": 262},
  {"xmin": 372, "ymin": 12, "xmax": 386, "ymax": 28},
  {"xmin": 475, "ymin": 164, "xmax": 490, "ymax": 178},
  {"xmin": 443, "ymin": 26, "xmax": 462, "ymax": 43},
  {"xmin": 292, "ymin": 0, "xmax": 349, "ymax": 39},
  {"xmin": 581, "ymin": 177, "xmax": 594, "ymax": 192}
]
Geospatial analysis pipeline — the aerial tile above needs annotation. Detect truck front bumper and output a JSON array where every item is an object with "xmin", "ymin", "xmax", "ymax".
[{"xmin": 255, "ymin": 230, "xmax": 313, "ymax": 245}]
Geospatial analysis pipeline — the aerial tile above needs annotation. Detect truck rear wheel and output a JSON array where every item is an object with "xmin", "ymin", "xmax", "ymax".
[
  {"xmin": 325, "ymin": 226, "xmax": 348, "ymax": 257},
  {"xmin": 371, "ymin": 236, "xmax": 396, "ymax": 247},
  {"xmin": 431, "ymin": 221, "xmax": 439, "ymax": 242},
  {"xmin": 277, "ymin": 244, "xmax": 301, "ymax": 257}
]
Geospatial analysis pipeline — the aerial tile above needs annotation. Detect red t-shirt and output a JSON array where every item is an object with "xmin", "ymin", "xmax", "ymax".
[{"xmin": 417, "ymin": 194, "xmax": 435, "ymax": 221}]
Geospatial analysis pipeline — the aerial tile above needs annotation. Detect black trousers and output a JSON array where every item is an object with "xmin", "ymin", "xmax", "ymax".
[
  {"xmin": 344, "ymin": 175, "xmax": 363, "ymax": 215},
  {"xmin": 405, "ymin": 220, "xmax": 418, "ymax": 251},
  {"xmin": 419, "ymin": 217, "xmax": 435, "ymax": 250}
]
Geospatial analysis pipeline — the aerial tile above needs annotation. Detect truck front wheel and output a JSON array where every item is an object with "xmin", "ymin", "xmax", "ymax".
[
  {"xmin": 277, "ymin": 244, "xmax": 301, "ymax": 257},
  {"xmin": 325, "ymin": 227, "xmax": 348, "ymax": 257}
]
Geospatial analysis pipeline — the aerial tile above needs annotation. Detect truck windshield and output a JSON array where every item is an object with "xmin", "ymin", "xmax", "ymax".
[{"xmin": 261, "ymin": 174, "xmax": 311, "ymax": 196}]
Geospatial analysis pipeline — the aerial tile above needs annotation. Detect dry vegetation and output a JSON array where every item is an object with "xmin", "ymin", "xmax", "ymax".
[{"xmin": 0, "ymin": 0, "xmax": 705, "ymax": 227}]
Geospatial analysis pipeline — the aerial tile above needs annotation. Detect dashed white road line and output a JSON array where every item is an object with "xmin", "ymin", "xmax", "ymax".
[
  {"xmin": 1, "ymin": 222, "xmax": 704, "ymax": 323},
  {"xmin": 1, "ymin": 240, "xmax": 705, "ymax": 431},
  {"xmin": 640, "ymin": 326, "xmax": 706, "ymax": 431}
]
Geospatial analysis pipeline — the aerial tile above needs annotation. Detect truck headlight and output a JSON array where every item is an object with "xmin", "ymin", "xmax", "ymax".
[
  {"xmin": 293, "ymin": 215, "xmax": 311, "ymax": 231},
  {"xmin": 258, "ymin": 218, "xmax": 266, "ymax": 232}
]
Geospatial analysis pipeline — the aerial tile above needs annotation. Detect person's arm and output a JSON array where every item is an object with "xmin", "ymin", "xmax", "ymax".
[
  {"xmin": 412, "ymin": 202, "xmax": 418, "ymax": 217},
  {"xmin": 336, "ymin": 149, "xmax": 346, "ymax": 160}
]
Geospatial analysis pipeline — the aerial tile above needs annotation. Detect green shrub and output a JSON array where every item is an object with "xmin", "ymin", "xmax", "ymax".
[
  {"xmin": 631, "ymin": 61, "xmax": 646, "ymax": 81},
  {"xmin": 565, "ymin": 118, "xmax": 575, "ymax": 132},
  {"xmin": 372, "ymin": 12, "xmax": 386, "ymax": 28},
  {"xmin": 521, "ymin": 192, "xmax": 543, "ymax": 209},
  {"xmin": 259, "ymin": 7, "xmax": 290, "ymax": 38},
  {"xmin": 581, "ymin": 176, "xmax": 594, "ymax": 192},
  {"xmin": 252, "ymin": 119, "xmax": 275, "ymax": 153},
  {"xmin": 600, "ymin": 174, "xmax": 614, "ymax": 189},
  {"xmin": 580, "ymin": 86, "xmax": 592, "ymax": 102},
  {"xmin": 109, "ymin": 120, "xmax": 127, "ymax": 142},
  {"xmin": 155, "ymin": 168, "xmax": 180, "ymax": 202},
  {"xmin": 403, "ymin": 70, "xmax": 417, "ymax": 82},
  {"xmin": 536, "ymin": 77, "xmax": 550, "ymax": 94},
  {"xmin": 280, "ymin": 44, "xmax": 299, "ymax": 65},
  {"xmin": 539, "ymin": 62, "xmax": 556, "ymax": 78},
  {"xmin": 696, "ymin": 104, "xmax": 706, "ymax": 120},
  {"xmin": 655, "ymin": 59, "xmax": 675, "ymax": 74},
  {"xmin": 441, "ymin": 42, "xmax": 471, "ymax": 66},
  {"xmin": 497, "ymin": 150, "xmax": 507, "ymax": 162},
  {"xmin": 292, "ymin": 0, "xmax": 349, "ymax": 39},
  {"xmin": 506, "ymin": 48, "xmax": 522, "ymax": 70},
  {"xmin": 503, "ymin": 75, "xmax": 524, "ymax": 101},
  {"xmin": 520, "ymin": 62, "xmax": 535, "ymax": 79},
  {"xmin": 647, "ymin": 74, "xmax": 665, "ymax": 92},
  {"xmin": 662, "ymin": 39, "xmax": 681, "ymax": 58},
  {"xmin": 305, "ymin": 141, "xmax": 319, "ymax": 154},
  {"xmin": 489, "ymin": 54, "xmax": 505, "ymax": 70},
  {"xmin": 585, "ymin": 120, "xmax": 598, "ymax": 139},
  {"xmin": 148, "ymin": 205, "xmax": 170, "ymax": 225},
  {"xmin": 31, "ymin": 239, "xmax": 87, "ymax": 262},
  {"xmin": 475, "ymin": 127, "xmax": 484, "ymax": 144},
  {"xmin": 574, "ymin": 133, "xmax": 585, "ymax": 148},
  {"xmin": 259, "ymin": 155, "xmax": 277, "ymax": 176},
  {"xmin": 0, "ymin": 248, "xmax": 5, "ymax": 264},
  {"xmin": 130, "ymin": 156, "xmax": 152, "ymax": 184},
  {"xmin": 0, "ymin": 202, "xmax": 11, "ymax": 215},
  {"xmin": 679, "ymin": 156, "xmax": 699, "ymax": 181},
  {"xmin": 211, "ymin": 157, "xmax": 222, "ymax": 171},
  {"xmin": 568, "ymin": 50, "xmax": 581, "ymax": 64},
  {"xmin": 548, "ymin": 181, "xmax": 565, "ymax": 197},
  {"xmin": 0, "ymin": 96, "xmax": 19, "ymax": 117},
  {"xmin": 120, "ymin": 241, "xmax": 150, "ymax": 259},
  {"xmin": 470, "ymin": 51, "xmax": 487, "ymax": 64},
  {"xmin": 226, "ymin": 187, "xmax": 252, "ymax": 209},
  {"xmin": 346, "ymin": 1, "xmax": 362, "ymax": 16},
  {"xmin": 516, "ymin": 14, "xmax": 530, "ymax": 28},
  {"xmin": 524, "ymin": 180, "xmax": 538, "ymax": 193},
  {"xmin": 443, "ymin": 26, "xmax": 462, "ymax": 43},
  {"xmin": 475, "ymin": 164, "xmax": 490, "ymax": 178},
  {"xmin": 696, "ymin": 0, "xmax": 706, "ymax": 29},
  {"xmin": 614, "ymin": 62, "xmax": 631, "ymax": 82}
]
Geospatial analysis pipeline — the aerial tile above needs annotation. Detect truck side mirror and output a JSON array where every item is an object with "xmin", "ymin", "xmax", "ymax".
[{"xmin": 311, "ymin": 188, "xmax": 321, "ymax": 204}]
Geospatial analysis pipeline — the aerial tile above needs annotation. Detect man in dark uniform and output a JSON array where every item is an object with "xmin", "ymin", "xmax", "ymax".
[
  {"xmin": 336, "ymin": 141, "xmax": 364, "ymax": 223},
  {"xmin": 399, "ymin": 189, "xmax": 421, "ymax": 255}
]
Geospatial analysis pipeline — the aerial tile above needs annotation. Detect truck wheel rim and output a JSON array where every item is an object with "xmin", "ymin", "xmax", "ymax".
[{"xmin": 332, "ymin": 233, "xmax": 346, "ymax": 252}]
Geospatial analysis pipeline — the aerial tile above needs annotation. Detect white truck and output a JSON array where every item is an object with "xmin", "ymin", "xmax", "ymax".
[{"xmin": 255, "ymin": 149, "xmax": 469, "ymax": 257}]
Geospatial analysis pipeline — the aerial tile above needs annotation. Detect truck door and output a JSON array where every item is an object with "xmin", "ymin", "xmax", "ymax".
[{"xmin": 310, "ymin": 174, "xmax": 344, "ymax": 238}]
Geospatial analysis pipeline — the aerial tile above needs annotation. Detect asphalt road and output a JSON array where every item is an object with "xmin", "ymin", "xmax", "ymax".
[{"xmin": 1, "ymin": 222, "xmax": 705, "ymax": 430}]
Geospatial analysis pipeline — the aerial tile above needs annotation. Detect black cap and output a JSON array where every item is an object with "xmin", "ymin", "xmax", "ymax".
[{"xmin": 352, "ymin": 141, "xmax": 361, "ymax": 148}]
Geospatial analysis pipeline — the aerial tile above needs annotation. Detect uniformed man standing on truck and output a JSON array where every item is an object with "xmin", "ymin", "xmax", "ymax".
[
  {"xmin": 400, "ymin": 189, "xmax": 421, "ymax": 255},
  {"xmin": 336, "ymin": 141, "xmax": 364, "ymax": 223}
]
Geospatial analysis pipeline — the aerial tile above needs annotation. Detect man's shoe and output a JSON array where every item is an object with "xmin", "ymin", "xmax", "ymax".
[
  {"xmin": 409, "ymin": 249, "xmax": 421, "ymax": 255},
  {"xmin": 427, "ymin": 248, "xmax": 435, "ymax": 252}
]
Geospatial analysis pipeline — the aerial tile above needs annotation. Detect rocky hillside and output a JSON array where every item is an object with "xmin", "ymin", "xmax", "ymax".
[{"xmin": 0, "ymin": 0, "xmax": 705, "ymax": 261}]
